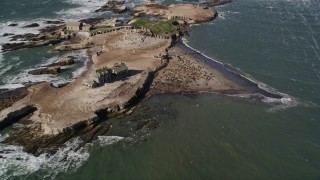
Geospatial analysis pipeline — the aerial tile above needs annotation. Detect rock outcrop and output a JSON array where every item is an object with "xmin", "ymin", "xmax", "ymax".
[
  {"xmin": 1, "ymin": 39, "xmax": 63, "ymax": 52},
  {"xmin": 50, "ymin": 43, "xmax": 93, "ymax": 52},
  {"xmin": 0, "ymin": 88, "xmax": 29, "ymax": 112},
  {"xmin": 0, "ymin": 105, "xmax": 37, "ymax": 131},
  {"xmin": 10, "ymin": 33, "xmax": 38, "ymax": 41},
  {"xmin": 47, "ymin": 56, "xmax": 75, "ymax": 67},
  {"xmin": 80, "ymin": 18, "xmax": 105, "ymax": 26},
  {"xmin": 45, "ymin": 20, "xmax": 65, "ymax": 24},
  {"xmin": 95, "ymin": 0, "xmax": 128, "ymax": 14},
  {"xmin": 1, "ymin": 25, "xmax": 65, "ymax": 52},
  {"xmin": 200, "ymin": 0, "xmax": 233, "ymax": 7},
  {"xmin": 22, "ymin": 23, "xmax": 40, "ymax": 28},
  {"xmin": 8, "ymin": 23, "xmax": 18, "ymax": 27},
  {"xmin": 2, "ymin": 33, "xmax": 14, "ymax": 37},
  {"xmin": 132, "ymin": 3, "xmax": 217, "ymax": 24},
  {"xmin": 28, "ymin": 66, "xmax": 61, "ymax": 75}
]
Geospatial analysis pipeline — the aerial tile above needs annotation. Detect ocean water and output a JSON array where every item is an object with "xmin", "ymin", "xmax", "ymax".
[{"xmin": 1, "ymin": 0, "xmax": 320, "ymax": 179}]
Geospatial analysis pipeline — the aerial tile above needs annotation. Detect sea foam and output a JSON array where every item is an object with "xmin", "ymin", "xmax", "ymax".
[
  {"xmin": 0, "ymin": 137, "xmax": 89, "ymax": 180},
  {"xmin": 0, "ymin": 134, "xmax": 127, "ymax": 180}
]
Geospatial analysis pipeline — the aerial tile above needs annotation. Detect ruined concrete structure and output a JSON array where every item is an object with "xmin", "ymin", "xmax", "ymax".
[
  {"xmin": 66, "ymin": 22, "xmax": 91, "ymax": 31},
  {"xmin": 83, "ymin": 63, "xmax": 129, "ymax": 88}
]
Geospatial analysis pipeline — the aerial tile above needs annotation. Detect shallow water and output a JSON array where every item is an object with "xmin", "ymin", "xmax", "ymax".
[{"xmin": 1, "ymin": 0, "xmax": 320, "ymax": 179}]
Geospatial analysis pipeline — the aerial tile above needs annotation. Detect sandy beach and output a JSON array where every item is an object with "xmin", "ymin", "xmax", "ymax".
[{"xmin": 149, "ymin": 46, "xmax": 248, "ymax": 95}]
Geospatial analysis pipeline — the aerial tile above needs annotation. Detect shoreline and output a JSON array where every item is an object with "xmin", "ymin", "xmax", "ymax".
[
  {"xmin": 178, "ymin": 40, "xmax": 283, "ymax": 98},
  {"xmin": 0, "ymin": 2, "xmax": 296, "ymax": 156}
]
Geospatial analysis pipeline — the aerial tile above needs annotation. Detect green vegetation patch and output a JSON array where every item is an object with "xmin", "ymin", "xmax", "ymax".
[{"xmin": 130, "ymin": 19, "xmax": 178, "ymax": 36}]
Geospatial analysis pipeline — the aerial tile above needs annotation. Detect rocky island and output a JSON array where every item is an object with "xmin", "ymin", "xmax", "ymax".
[{"xmin": 0, "ymin": 2, "xmax": 286, "ymax": 155}]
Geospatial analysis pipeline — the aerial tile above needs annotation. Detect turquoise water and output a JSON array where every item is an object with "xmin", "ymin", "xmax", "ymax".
[{"xmin": 1, "ymin": 0, "xmax": 320, "ymax": 179}]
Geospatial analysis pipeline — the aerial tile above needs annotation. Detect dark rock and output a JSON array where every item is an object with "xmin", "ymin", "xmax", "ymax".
[
  {"xmin": 177, "ymin": 23, "xmax": 189, "ymax": 37},
  {"xmin": 47, "ymin": 56, "xmax": 75, "ymax": 67},
  {"xmin": 0, "ymin": 105, "xmax": 37, "ymax": 131},
  {"xmin": 1, "ymin": 24, "xmax": 65, "ymax": 52},
  {"xmin": 28, "ymin": 66, "xmax": 61, "ymax": 75},
  {"xmin": 200, "ymin": 0, "xmax": 233, "ymax": 7},
  {"xmin": 1, "ymin": 42, "xmax": 27, "ymax": 51},
  {"xmin": 50, "ymin": 42, "xmax": 93, "ymax": 52},
  {"xmin": 10, "ymin": 33, "xmax": 37, "ymax": 41},
  {"xmin": 95, "ymin": 1, "xmax": 127, "ymax": 14},
  {"xmin": 2, "ymin": 120, "xmax": 111, "ymax": 156},
  {"xmin": 39, "ymin": 25, "xmax": 65, "ymax": 34},
  {"xmin": 9, "ymin": 25, "xmax": 64, "ymax": 42},
  {"xmin": 0, "ymin": 89, "xmax": 8, "ymax": 94},
  {"xmin": 146, "ymin": 120, "xmax": 160, "ymax": 129},
  {"xmin": 22, "ymin": 23, "xmax": 40, "ymax": 28},
  {"xmin": 136, "ymin": 119, "xmax": 150, "ymax": 130},
  {"xmin": 80, "ymin": 18, "xmax": 104, "ymax": 26},
  {"xmin": 45, "ymin": 20, "xmax": 65, "ymax": 24},
  {"xmin": 2, "ymin": 33, "xmax": 14, "ymax": 37},
  {"xmin": 8, "ymin": 23, "xmax": 18, "ymax": 27},
  {"xmin": 2, "ymin": 39, "xmax": 63, "ymax": 52},
  {"xmin": 0, "ymin": 87, "xmax": 29, "ymax": 112}
]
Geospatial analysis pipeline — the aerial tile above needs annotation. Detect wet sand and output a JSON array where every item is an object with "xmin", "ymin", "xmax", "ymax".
[{"xmin": 149, "ymin": 45, "xmax": 248, "ymax": 95}]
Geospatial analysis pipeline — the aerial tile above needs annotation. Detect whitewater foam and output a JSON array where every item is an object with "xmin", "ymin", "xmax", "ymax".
[
  {"xmin": 0, "ymin": 19, "xmax": 55, "ymax": 45},
  {"xmin": 68, "ymin": 49, "xmax": 88, "ymax": 78},
  {"xmin": 0, "ymin": 134, "xmax": 129, "ymax": 180},
  {"xmin": 0, "ymin": 137, "xmax": 89, "ymax": 180},
  {"xmin": 56, "ymin": 0, "xmax": 109, "ymax": 20},
  {"xmin": 0, "ymin": 65, "xmax": 12, "ymax": 77},
  {"xmin": 0, "ymin": 50, "xmax": 3, "ymax": 62},
  {"xmin": 97, "ymin": 136, "xmax": 125, "ymax": 146},
  {"xmin": 1, "ymin": 49, "xmax": 90, "ymax": 89}
]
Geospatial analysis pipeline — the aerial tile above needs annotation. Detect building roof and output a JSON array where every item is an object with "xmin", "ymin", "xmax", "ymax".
[
  {"xmin": 66, "ymin": 22, "xmax": 81, "ymax": 27},
  {"xmin": 96, "ymin": 67, "xmax": 110, "ymax": 76},
  {"xmin": 112, "ymin": 63, "xmax": 128, "ymax": 74}
]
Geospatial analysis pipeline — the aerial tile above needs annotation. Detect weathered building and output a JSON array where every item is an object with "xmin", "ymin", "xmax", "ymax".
[
  {"xmin": 66, "ymin": 22, "xmax": 91, "ymax": 31},
  {"xmin": 111, "ymin": 63, "xmax": 128, "ymax": 76},
  {"xmin": 66, "ymin": 22, "xmax": 81, "ymax": 31},
  {"xmin": 84, "ymin": 63, "xmax": 129, "ymax": 88}
]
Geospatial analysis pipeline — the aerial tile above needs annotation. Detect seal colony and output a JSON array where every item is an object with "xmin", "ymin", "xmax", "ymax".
[{"xmin": 0, "ymin": 1, "xmax": 288, "ymax": 155}]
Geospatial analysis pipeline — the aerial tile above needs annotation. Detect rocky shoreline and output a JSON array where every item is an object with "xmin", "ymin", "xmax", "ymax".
[
  {"xmin": 95, "ymin": 0, "xmax": 128, "ymax": 14},
  {"xmin": 0, "ymin": 1, "xmax": 287, "ymax": 156},
  {"xmin": 1, "ymin": 24, "xmax": 66, "ymax": 52}
]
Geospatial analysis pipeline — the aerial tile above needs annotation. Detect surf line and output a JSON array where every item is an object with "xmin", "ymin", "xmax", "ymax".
[{"xmin": 178, "ymin": 39, "xmax": 285, "ymax": 99}]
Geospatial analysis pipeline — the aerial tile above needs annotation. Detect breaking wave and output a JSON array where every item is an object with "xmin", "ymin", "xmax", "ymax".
[
  {"xmin": 0, "ymin": 137, "xmax": 89, "ymax": 180},
  {"xmin": 56, "ymin": 0, "xmax": 108, "ymax": 20},
  {"xmin": 0, "ymin": 49, "xmax": 89, "ymax": 89},
  {"xmin": 0, "ymin": 135, "xmax": 127, "ymax": 180},
  {"xmin": 0, "ymin": 19, "xmax": 56, "ymax": 45}
]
